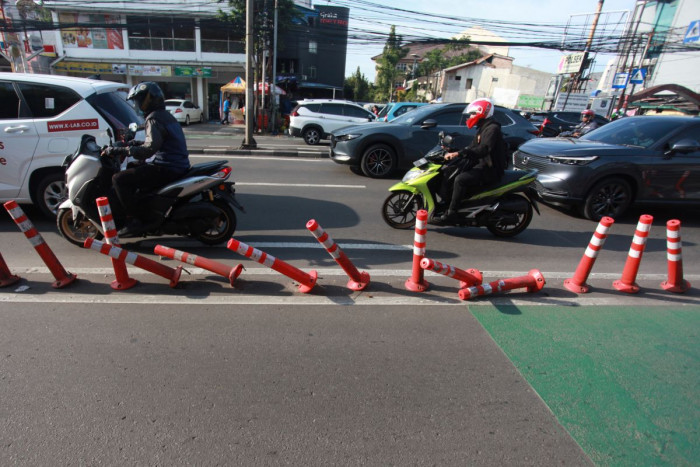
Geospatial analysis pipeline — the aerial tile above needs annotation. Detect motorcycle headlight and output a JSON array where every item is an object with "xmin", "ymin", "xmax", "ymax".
[
  {"xmin": 548, "ymin": 155, "xmax": 598, "ymax": 166},
  {"xmin": 334, "ymin": 134, "xmax": 361, "ymax": 142},
  {"xmin": 402, "ymin": 169, "xmax": 426, "ymax": 182}
]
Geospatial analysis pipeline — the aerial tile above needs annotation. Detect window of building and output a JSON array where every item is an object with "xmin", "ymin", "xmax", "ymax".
[
  {"xmin": 309, "ymin": 66, "xmax": 317, "ymax": 79},
  {"xmin": 309, "ymin": 40, "xmax": 317, "ymax": 54},
  {"xmin": 466, "ymin": 78, "xmax": 473, "ymax": 90},
  {"xmin": 126, "ymin": 16, "xmax": 195, "ymax": 52},
  {"xmin": 200, "ymin": 19, "xmax": 245, "ymax": 53},
  {"xmin": 396, "ymin": 63, "xmax": 407, "ymax": 72},
  {"xmin": 454, "ymin": 76, "xmax": 462, "ymax": 81}
]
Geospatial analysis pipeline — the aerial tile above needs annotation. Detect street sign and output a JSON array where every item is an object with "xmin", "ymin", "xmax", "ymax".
[
  {"xmin": 630, "ymin": 68, "xmax": 647, "ymax": 85},
  {"xmin": 684, "ymin": 20, "xmax": 700, "ymax": 43},
  {"xmin": 612, "ymin": 73, "xmax": 629, "ymax": 89}
]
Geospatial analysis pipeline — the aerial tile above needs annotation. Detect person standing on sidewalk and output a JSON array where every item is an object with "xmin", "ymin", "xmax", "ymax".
[{"xmin": 221, "ymin": 97, "xmax": 231, "ymax": 125}]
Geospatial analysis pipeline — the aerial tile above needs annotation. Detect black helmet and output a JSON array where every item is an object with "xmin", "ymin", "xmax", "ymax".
[{"xmin": 127, "ymin": 81, "xmax": 165, "ymax": 115}]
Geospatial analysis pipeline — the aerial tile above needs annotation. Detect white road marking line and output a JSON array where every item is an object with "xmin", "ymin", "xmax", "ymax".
[{"xmin": 237, "ymin": 182, "xmax": 365, "ymax": 189}]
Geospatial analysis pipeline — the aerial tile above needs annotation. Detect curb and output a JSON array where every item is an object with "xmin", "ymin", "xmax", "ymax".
[{"xmin": 189, "ymin": 147, "xmax": 329, "ymax": 158}]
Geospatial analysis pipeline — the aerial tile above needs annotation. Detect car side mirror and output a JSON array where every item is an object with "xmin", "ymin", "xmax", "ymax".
[
  {"xmin": 668, "ymin": 138, "xmax": 700, "ymax": 155},
  {"xmin": 421, "ymin": 119, "xmax": 438, "ymax": 129}
]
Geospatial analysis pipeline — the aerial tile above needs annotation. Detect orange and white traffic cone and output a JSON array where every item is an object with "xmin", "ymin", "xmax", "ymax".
[
  {"xmin": 420, "ymin": 257, "xmax": 482, "ymax": 288},
  {"xmin": 405, "ymin": 209, "xmax": 429, "ymax": 292},
  {"xmin": 660, "ymin": 219, "xmax": 690, "ymax": 293},
  {"xmin": 227, "ymin": 238, "xmax": 317, "ymax": 293},
  {"xmin": 613, "ymin": 214, "xmax": 653, "ymax": 294},
  {"xmin": 458, "ymin": 269, "xmax": 545, "ymax": 301},
  {"xmin": 4, "ymin": 200, "xmax": 77, "ymax": 289},
  {"xmin": 0, "ymin": 252, "xmax": 21, "ymax": 288},
  {"xmin": 155, "ymin": 245, "xmax": 243, "ymax": 287},
  {"xmin": 96, "ymin": 197, "xmax": 138, "ymax": 290},
  {"xmin": 306, "ymin": 219, "xmax": 369, "ymax": 291},
  {"xmin": 564, "ymin": 216, "xmax": 614, "ymax": 293}
]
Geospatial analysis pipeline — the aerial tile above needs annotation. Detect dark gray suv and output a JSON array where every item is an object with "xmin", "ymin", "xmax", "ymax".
[{"xmin": 329, "ymin": 103, "xmax": 538, "ymax": 178}]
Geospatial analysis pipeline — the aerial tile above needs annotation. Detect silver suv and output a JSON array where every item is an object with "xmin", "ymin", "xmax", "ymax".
[
  {"xmin": 0, "ymin": 73, "xmax": 144, "ymax": 217},
  {"xmin": 289, "ymin": 99, "xmax": 375, "ymax": 145}
]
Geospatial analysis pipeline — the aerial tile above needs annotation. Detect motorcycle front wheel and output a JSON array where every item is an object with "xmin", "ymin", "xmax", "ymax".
[
  {"xmin": 381, "ymin": 190, "xmax": 424, "ymax": 229},
  {"xmin": 56, "ymin": 209, "xmax": 103, "ymax": 247},
  {"xmin": 486, "ymin": 194, "xmax": 533, "ymax": 238},
  {"xmin": 195, "ymin": 200, "xmax": 237, "ymax": 245}
]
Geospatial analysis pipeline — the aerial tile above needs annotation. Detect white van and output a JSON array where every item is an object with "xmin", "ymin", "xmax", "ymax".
[{"xmin": 0, "ymin": 73, "xmax": 144, "ymax": 217}]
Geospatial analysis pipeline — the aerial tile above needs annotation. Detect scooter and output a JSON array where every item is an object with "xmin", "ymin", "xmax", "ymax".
[
  {"xmin": 56, "ymin": 125, "xmax": 244, "ymax": 247},
  {"xmin": 381, "ymin": 132, "xmax": 539, "ymax": 237}
]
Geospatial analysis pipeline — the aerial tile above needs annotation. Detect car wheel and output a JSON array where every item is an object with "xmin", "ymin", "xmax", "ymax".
[
  {"xmin": 185, "ymin": 115, "xmax": 190, "ymax": 126},
  {"xmin": 361, "ymin": 144, "xmax": 396, "ymax": 178},
  {"xmin": 35, "ymin": 171, "xmax": 67, "ymax": 218},
  {"xmin": 200, "ymin": 113, "xmax": 205, "ymax": 123},
  {"xmin": 303, "ymin": 127, "xmax": 321, "ymax": 145},
  {"xmin": 582, "ymin": 177, "xmax": 632, "ymax": 221},
  {"xmin": 381, "ymin": 190, "xmax": 424, "ymax": 229},
  {"xmin": 349, "ymin": 166, "xmax": 363, "ymax": 175}
]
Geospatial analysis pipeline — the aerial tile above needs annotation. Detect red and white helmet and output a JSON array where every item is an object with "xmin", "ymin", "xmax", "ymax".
[
  {"xmin": 464, "ymin": 98, "xmax": 494, "ymax": 129},
  {"xmin": 581, "ymin": 109, "xmax": 595, "ymax": 119}
]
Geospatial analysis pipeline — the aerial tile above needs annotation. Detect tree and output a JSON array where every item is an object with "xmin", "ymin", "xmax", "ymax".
[
  {"xmin": 375, "ymin": 26, "xmax": 408, "ymax": 102},
  {"xmin": 344, "ymin": 67, "xmax": 372, "ymax": 102}
]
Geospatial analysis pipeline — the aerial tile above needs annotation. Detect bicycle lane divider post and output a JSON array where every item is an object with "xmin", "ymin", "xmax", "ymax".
[
  {"xmin": 154, "ymin": 245, "xmax": 243, "ymax": 287},
  {"xmin": 96, "ymin": 197, "xmax": 138, "ymax": 290},
  {"xmin": 405, "ymin": 209, "xmax": 429, "ymax": 292}
]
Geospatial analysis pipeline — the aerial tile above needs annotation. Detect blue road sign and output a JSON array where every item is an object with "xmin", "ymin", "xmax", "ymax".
[
  {"xmin": 612, "ymin": 73, "xmax": 629, "ymax": 89},
  {"xmin": 630, "ymin": 68, "xmax": 647, "ymax": 85},
  {"xmin": 684, "ymin": 20, "xmax": 700, "ymax": 43}
]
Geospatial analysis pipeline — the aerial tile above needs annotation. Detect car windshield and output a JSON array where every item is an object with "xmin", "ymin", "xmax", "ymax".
[
  {"xmin": 391, "ymin": 104, "xmax": 444, "ymax": 125},
  {"xmin": 376, "ymin": 104, "xmax": 393, "ymax": 119},
  {"xmin": 87, "ymin": 91, "xmax": 144, "ymax": 132},
  {"xmin": 579, "ymin": 117, "xmax": 682, "ymax": 149}
]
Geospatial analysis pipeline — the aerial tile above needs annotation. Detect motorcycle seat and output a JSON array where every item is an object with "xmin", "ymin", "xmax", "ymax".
[{"xmin": 184, "ymin": 160, "xmax": 228, "ymax": 177}]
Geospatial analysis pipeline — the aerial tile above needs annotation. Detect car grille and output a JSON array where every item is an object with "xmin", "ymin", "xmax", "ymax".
[{"xmin": 513, "ymin": 150, "xmax": 550, "ymax": 171}]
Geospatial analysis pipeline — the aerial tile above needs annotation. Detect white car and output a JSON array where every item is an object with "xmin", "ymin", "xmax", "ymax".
[
  {"xmin": 0, "ymin": 73, "xmax": 144, "ymax": 217},
  {"xmin": 289, "ymin": 99, "xmax": 376, "ymax": 145},
  {"xmin": 165, "ymin": 99, "xmax": 204, "ymax": 125}
]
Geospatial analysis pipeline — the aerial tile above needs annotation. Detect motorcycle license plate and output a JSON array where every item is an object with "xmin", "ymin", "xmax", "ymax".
[{"xmin": 413, "ymin": 157, "xmax": 428, "ymax": 167}]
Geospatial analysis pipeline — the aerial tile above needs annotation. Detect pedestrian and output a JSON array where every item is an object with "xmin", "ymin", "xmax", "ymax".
[{"xmin": 221, "ymin": 96, "xmax": 231, "ymax": 125}]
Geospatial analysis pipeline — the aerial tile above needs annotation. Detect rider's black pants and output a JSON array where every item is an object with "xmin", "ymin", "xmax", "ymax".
[
  {"xmin": 448, "ymin": 168, "xmax": 497, "ymax": 212},
  {"xmin": 112, "ymin": 163, "xmax": 182, "ymax": 220}
]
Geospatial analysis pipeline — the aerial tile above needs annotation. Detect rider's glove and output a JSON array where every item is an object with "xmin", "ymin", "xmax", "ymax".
[{"xmin": 101, "ymin": 146, "xmax": 126, "ymax": 160}]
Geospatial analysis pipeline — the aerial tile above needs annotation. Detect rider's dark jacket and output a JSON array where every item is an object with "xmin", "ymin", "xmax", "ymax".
[{"xmin": 457, "ymin": 117, "xmax": 506, "ymax": 179}]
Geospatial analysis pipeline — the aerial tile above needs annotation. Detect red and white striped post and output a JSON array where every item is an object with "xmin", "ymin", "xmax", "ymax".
[
  {"xmin": 154, "ymin": 245, "xmax": 243, "ymax": 287},
  {"xmin": 96, "ymin": 197, "xmax": 138, "ymax": 290},
  {"xmin": 227, "ymin": 238, "xmax": 317, "ymax": 293},
  {"xmin": 405, "ymin": 209, "xmax": 429, "ymax": 292},
  {"xmin": 660, "ymin": 219, "xmax": 690, "ymax": 293},
  {"xmin": 458, "ymin": 269, "xmax": 546, "ymax": 301},
  {"xmin": 419, "ymin": 257, "xmax": 482, "ymax": 288},
  {"xmin": 306, "ymin": 219, "xmax": 369, "ymax": 291},
  {"xmin": 564, "ymin": 216, "xmax": 614, "ymax": 293},
  {"xmin": 0, "ymin": 252, "xmax": 21, "ymax": 287},
  {"xmin": 4, "ymin": 200, "xmax": 77, "ymax": 289},
  {"xmin": 613, "ymin": 214, "xmax": 653, "ymax": 294},
  {"xmin": 84, "ymin": 238, "xmax": 182, "ymax": 288}
]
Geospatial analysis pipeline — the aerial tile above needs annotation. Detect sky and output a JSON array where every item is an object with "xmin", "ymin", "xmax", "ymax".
[{"xmin": 333, "ymin": 0, "xmax": 638, "ymax": 80}]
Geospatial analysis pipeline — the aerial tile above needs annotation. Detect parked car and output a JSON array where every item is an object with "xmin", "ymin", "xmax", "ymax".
[
  {"xmin": 513, "ymin": 115, "xmax": 700, "ymax": 220},
  {"xmin": 165, "ymin": 99, "xmax": 204, "ymax": 125},
  {"xmin": 376, "ymin": 102, "xmax": 427, "ymax": 122},
  {"xmin": 330, "ymin": 103, "xmax": 538, "ymax": 178},
  {"xmin": 0, "ymin": 73, "xmax": 144, "ymax": 217},
  {"xmin": 528, "ymin": 111, "xmax": 610, "ymax": 137},
  {"xmin": 289, "ymin": 99, "xmax": 376, "ymax": 145}
]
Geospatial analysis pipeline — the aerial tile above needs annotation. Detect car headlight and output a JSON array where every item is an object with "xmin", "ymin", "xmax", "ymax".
[
  {"xmin": 334, "ymin": 134, "xmax": 361, "ymax": 142},
  {"xmin": 548, "ymin": 155, "xmax": 598, "ymax": 166}
]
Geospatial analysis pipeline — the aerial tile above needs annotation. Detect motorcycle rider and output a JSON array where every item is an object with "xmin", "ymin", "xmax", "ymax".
[
  {"xmin": 560, "ymin": 109, "xmax": 598, "ymax": 138},
  {"xmin": 101, "ymin": 81, "xmax": 191, "ymax": 236},
  {"xmin": 438, "ymin": 98, "xmax": 507, "ymax": 222}
]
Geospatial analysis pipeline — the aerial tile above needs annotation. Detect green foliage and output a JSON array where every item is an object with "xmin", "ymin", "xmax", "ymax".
[
  {"xmin": 343, "ymin": 67, "xmax": 373, "ymax": 102},
  {"xmin": 375, "ymin": 26, "xmax": 409, "ymax": 102},
  {"xmin": 417, "ymin": 47, "xmax": 481, "ymax": 77}
]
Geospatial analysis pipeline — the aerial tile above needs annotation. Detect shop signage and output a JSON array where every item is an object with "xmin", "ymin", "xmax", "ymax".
[
  {"xmin": 174, "ymin": 66, "xmax": 212, "ymax": 77},
  {"xmin": 54, "ymin": 61, "xmax": 114, "ymax": 74},
  {"xmin": 558, "ymin": 52, "xmax": 585, "ymax": 75},
  {"xmin": 128, "ymin": 65, "xmax": 172, "ymax": 77}
]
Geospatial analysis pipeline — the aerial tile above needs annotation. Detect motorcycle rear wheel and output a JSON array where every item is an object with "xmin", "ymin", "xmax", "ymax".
[
  {"xmin": 381, "ymin": 190, "xmax": 424, "ymax": 229},
  {"xmin": 486, "ymin": 194, "xmax": 533, "ymax": 237},
  {"xmin": 56, "ymin": 208, "xmax": 103, "ymax": 247},
  {"xmin": 194, "ymin": 200, "xmax": 237, "ymax": 245}
]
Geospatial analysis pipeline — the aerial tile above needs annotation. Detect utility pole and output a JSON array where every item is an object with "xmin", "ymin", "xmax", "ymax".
[
  {"xmin": 614, "ymin": 0, "xmax": 649, "ymax": 114},
  {"xmin": 241, "ymin": 0, "xmax": 257, "ymax": 149},
  {"xmin": 271, "ymin": 0, "xmax": 278, "ymax": 134}
]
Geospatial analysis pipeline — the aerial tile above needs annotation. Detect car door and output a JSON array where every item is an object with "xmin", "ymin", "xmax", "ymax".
[
  {"xmin": 643, "ymin": 124, "xmax": 700, "ymax": 200},
  {"xmin": 0, "ymin": 81, "xmax": 39, "ymax": 200},
  {"xmin": 403, "ymin": 107, "xmax": 469, "ymax": 163},
  {"xmin": 343, "ymin": 104, "xmax": 374, "ymax": 125}
]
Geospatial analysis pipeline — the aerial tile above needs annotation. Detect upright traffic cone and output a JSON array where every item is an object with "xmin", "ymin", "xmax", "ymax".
[
  {"xmin": 155, "ymin": 245, "xmax": 243, "ymax": 287},
  {"xmin": 84, "ymin": 238, "xmax": 182, "ymax": 288},
  {"xmin": 420, "ymin": 258, "xmax": 482, "ymax": 288},
  {"xmin": 660, "ymin": 219, "xmax": 690, "ymax": 293},
  {"xmin": 405, "ymin": 209, "xmax": 429, "ymax": 292},
  {"xmin": 306, "ymin": 219, "xmax": 369, "ymax": 291},
  {"xmin": 4, "ymin": 200, "xmax": 77, "ymax": 289},
  {"xmin": 458, "ymin": 269, "xmax": 545, "ymax": 301},
  {"xmin": 0, "ymin": 252, "xmax": 21, "ymax": 287},
  {"xmin": 564, "ymin": 216, "xmax": 614, "ymax": 293},
  {"xmin": 96, "ymin": 197, "xmax": 138, "ymax": 290},
  {"xmin": 227, "ymin": 238, "xmax": 317, "ymax": 293},
  {"xmin": 613, "ymin": 214, "xmax": 653, "ymax": 294}
]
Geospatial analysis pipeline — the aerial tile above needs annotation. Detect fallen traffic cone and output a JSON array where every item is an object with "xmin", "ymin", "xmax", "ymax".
[
  {"xmin": 564, "ymin": 216, "xmax": 614, "ymax": 293},
  {"xmin": 155, "ymin": 245, "xmax": 243, "ymax": 287},
  {"xmin": 405, "ymin": 209, "xmax": 429, "ymax": 292},
  {"xmin": 306, "ymin": 219, "xmax": 369, "ymax": 291},
  {"xmin": 96, "ymin": 197, "xmax": 138, "ymax": 290},
  {"xmin": 458, "ymin": 269, "xmax": 545, "ymax": 301},
  {"xmin": 0, "ymin": 252, "xmax": 21, "ymax": 287},
  {"xmin": 613, "ymin": 214, "xmax": 653, "ymax": 294},
  {"xmin": 660, "ymin": 219, "xmax": 690, "ymax": 293},
  {"xmin": 227, "ymin": 238, "xmax": 317, "ymax": 293},
  {"xmin": 84, "ymin": 238, "xmax": 182, "ymax": 288},
  {"xmin": 4, "ymin": 200, "xmax": 77, "ymax": 289},
  {"xmin": 420, "ymin": 257, "xmax": 482, "ymax": 288}
]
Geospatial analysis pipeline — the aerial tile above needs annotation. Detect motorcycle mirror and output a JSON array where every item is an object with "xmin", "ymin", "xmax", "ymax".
[{"xmin": 106, "ymin": 128, "xmax": 114, "ymax": 146}]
